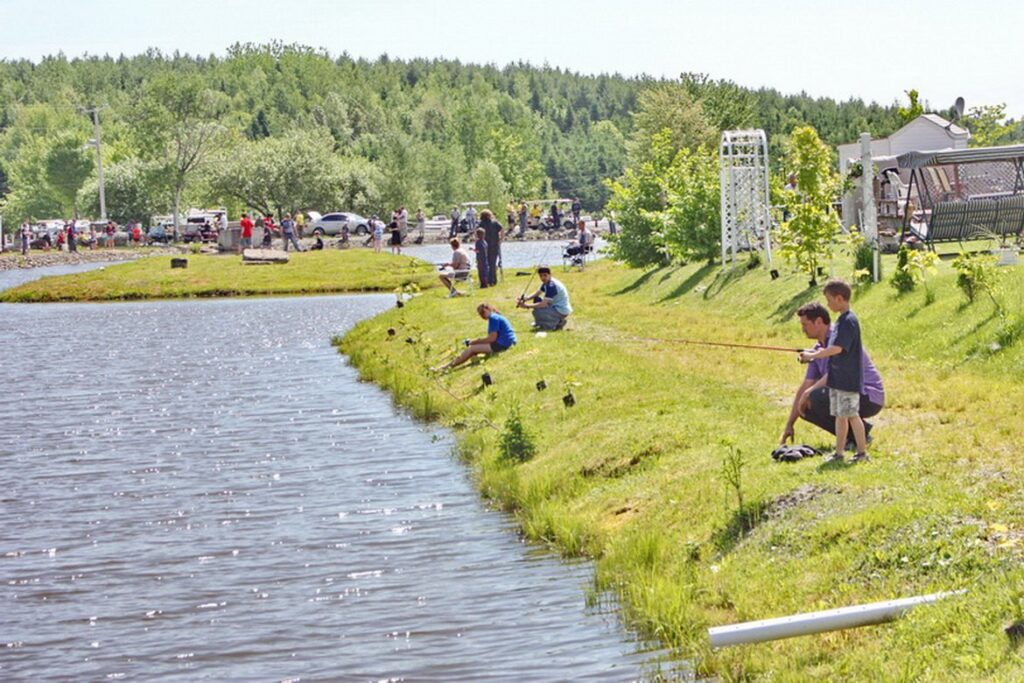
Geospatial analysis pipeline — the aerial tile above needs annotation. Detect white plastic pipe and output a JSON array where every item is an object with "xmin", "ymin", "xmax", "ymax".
[{"xmin": 709, "ymin": 591, "xmax": 962, "ymax": 648}]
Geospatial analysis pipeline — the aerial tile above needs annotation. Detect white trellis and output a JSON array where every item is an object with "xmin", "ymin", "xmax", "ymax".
[{"xmin": 720, "ymin": 130, "xmax": 773, "ymax": 266}]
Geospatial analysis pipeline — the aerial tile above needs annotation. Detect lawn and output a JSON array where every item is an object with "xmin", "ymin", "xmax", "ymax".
[
  {"xmin": 0, "ymin": 250, "xmax": 439, "ymax": 302},
  {"xmin": 338, "ymin": 252, "xmax": 1024, "ymax": 680}
]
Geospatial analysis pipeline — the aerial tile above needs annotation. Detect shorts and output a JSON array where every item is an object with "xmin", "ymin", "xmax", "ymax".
[
  {"xmin": 489, "ymin": 342, "xmax": 511, "ymax": 353},
  {"xmin": 829, "ymin": 388, "xmax": 860, "ymax": 418},
  {"xmin": 240, "ymin": 236, "xmax": 252, "ymax": 248}
]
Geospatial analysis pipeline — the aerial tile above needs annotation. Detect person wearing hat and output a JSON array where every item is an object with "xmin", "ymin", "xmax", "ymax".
[{"xmin": 516, "ymin": 266, "xmax": 572, "ymax": 330}]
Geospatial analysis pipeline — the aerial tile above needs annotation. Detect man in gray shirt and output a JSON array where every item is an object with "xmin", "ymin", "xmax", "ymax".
[{"xmin": 517, "ymin": 266, "xmax": 572, "ymax": 330}]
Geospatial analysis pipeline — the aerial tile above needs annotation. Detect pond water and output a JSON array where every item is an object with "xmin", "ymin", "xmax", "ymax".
[
  {"xmin": 401, "ymin": 238, "xmax": 606, "ymax": 270},
  {"xmin": 0, "ymin": 290, "xmax": 673, "ymax": 680}
]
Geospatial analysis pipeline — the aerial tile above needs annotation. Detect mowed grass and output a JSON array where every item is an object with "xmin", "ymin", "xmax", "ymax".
[
  {"xmin": 0, "ymin": 249, "xmax": 439, "ymax": 302},
  {"xmin": 338, "ymin": 253, "xmax": 1024, "ymax": 680}
]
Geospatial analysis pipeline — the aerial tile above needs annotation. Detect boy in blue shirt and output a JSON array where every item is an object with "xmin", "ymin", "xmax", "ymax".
[
  {"xmin": 798, "ymin": 279, "xmax": 870, "ymax": 463},
  {"xmin": 434, "ymin": 303, "xmax": 517, "ymax": 371}
]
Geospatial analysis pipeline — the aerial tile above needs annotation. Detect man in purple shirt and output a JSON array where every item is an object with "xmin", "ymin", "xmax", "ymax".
[{"xmin": 781, "ymin": 302, "xmax": 884, "ymax": 448}]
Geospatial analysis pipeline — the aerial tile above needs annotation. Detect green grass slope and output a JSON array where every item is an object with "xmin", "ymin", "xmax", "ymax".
[
  {"xmin": 339, "ymin": 255, "xmax": 1024, "ymax": 680},
  {"xmin": 0, "ymin": 250, "xmax": 438, "ymax": 302}
]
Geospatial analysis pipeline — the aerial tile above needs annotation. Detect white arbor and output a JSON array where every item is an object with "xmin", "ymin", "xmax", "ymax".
[{"xmin": 719, "ymin": 130, "xmax": 773, "ymax": 266}]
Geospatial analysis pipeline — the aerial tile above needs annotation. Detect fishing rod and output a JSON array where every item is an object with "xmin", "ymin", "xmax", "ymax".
[
  {"xmin": 516, "ymin": 239, "xmax": 561, "ymax": 301},
  {"xmin": 619, "ymin": 335, "xmax": 804, "ymax": 354}
]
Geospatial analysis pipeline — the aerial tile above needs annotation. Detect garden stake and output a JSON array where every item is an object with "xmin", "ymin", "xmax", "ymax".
[
  {"xmin": 563, "ymin": 392, "xmax": 575, "ymax": 407},
  {"xmin": 536, "ymin": 380, "xmax": 547, "ymax": 391},
  {"xmin": 482, "ymin": 372, "xmax": 493, "ymax": 386}
]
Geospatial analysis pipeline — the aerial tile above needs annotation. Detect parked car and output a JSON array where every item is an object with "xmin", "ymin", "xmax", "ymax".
[
  {"xmin": 147, "ymin": 222, "xmax": 173, "ymax": 244},
  {"xmin": 309, "ymin": 212, "xmax": 370, "ymax": 236},
  {"xmin": 181, "ymin": 217, "xmax": 218, "ymax": 243}
]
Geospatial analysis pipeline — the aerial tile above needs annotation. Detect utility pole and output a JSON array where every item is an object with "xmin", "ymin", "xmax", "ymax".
[{"xmin": 82, "ymin": 106, "xmax": 108, "ymax": 221}]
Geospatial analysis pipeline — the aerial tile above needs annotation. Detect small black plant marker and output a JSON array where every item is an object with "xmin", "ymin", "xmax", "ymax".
[
  {"xmin": 482, "ymin": 372, "xmax": 493, "ymax": 386},
  {"xmin": 1007, "ymin": 620, "xmax": 1024, "ymax": 643},
  {"xmin": 770, "ymin": 269, "xmax": 779, "ymax": 280},
  {"xmin": 563, "ymin": 392, "xmax": 575, "ymax": 407},
  {"xmin": 405, "ymin": 337, "xmax": 415, "ymax": 344},
  {"xmin": 396, "ymin": 300, "xmax": 404, "ymax": 308},
  {"xmin": 809, "ymin": 278, "xmax": 817, "ymax": 287},
  {"xmin": 387, "ymin": 328, "xmax": 396, "ymax": 337},
  {"xmin": 536, "ymin": 380, "xmax": 547, "ymax": 391},
  {"xmin": 816, "ymin": 266, "xmax": 825, "ymax": 276}
]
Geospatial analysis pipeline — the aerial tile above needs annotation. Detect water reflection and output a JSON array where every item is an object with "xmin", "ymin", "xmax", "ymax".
[{"xmin": 1, "ymin": 295, "xmax": 671, "ymax": 681}]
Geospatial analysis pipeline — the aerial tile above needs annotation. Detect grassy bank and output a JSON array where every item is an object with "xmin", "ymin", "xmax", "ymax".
[
  {"xmin": 338, "ymin": 255, "xmax": 1024, "ymax": 679},
  {"xmin": 0, "ymin": 250, "xmax": 439, "ymax": 302}
]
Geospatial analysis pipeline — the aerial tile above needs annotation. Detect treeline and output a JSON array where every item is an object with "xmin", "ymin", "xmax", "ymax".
[{"xmin": 2, "ymin": 42, "xmax": 1009, "ymax": 226}]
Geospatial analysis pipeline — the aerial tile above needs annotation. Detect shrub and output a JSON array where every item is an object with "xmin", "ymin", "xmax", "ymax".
[
  {"xmin": 890, "ymin": 244, "xmax": 937, "ymax": 295},
  {"xmin": 498, "ymin": 404, "xmax": 536, "ymax": 463},
  {"xmin": 952, "ymin": 252, "xmax": 1001, "ymax": 307},
  {"xmin": 853, "ymin": 241, "xmax": 877, "ymax": 283},
  {"xmin": 775, "ymin": 126, "xmax": 843, "ymax": 281}
]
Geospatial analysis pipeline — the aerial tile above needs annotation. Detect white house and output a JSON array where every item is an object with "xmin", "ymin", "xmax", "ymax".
[{"xmin": 837, "ymin": 114, "xmax": 970, "ymax": 228}]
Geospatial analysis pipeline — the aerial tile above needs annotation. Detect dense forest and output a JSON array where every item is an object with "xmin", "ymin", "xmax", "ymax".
[{"xmin": 1, "ymin": 42, "xmax": 1019, "ymax": 227}]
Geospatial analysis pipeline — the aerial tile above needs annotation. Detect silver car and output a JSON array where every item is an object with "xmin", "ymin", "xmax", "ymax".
[{"xmin": 309, "ymin": 211, "xmax": 370, "ymax": 236}]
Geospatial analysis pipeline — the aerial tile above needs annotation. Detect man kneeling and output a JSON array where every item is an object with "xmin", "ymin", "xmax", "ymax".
[
  {"xmin": 782, "ymin": 302, "xmax": 885, "ymax": 448},
  {"xmin": 516, "ymin": 266, "xmax": 572, "ymax": 330}
]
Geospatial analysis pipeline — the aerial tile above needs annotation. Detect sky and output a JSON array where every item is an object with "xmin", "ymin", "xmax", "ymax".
[{"xmin": 1, "ymin": 0, "xmax": 1021, "ymax": 118}]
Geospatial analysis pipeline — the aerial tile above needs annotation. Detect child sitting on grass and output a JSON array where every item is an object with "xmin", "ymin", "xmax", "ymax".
[{"xmin": 798, "ymin": 279, "xmax": 870, "ymax": 464}]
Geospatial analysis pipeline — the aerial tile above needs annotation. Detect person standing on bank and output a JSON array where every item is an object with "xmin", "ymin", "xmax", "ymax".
[
  {"xmin": 372, "ymin": 216, "xmax": 384, "ymax": 253},
  {"xmin": 281, "ymin": 213, "xmax": 303, "ymax": 252},
  {"xmin": 20, "ymin": 219, "xmax": 31, "ymax": 255},
  {"xmin": 67, "ymin": 220, "xmax": 77, "ymax": 252},
  {"xmin": 466, "ymin": 205, "xmax": 478, "ymax": 235},
  {"xmin": 450, "ymin": 206, "xmax": 460, "ymax": 238},
  {"xmin": 389, "ymin": 220, "xmax": 402, "ymax": 255},
  {"xmin": 433, "ymin": 302, "xmax": 517, "ymax": 371},
  {"xmin": 239, "ymin": 212, "xmax": 254, "ymax": 253},
  {"xmin": 479, "ymin": 209, "xmax": 502, "ymax": 286},
  {"xmin": 473, "ymin": 227, "xmax": 489, "ymax": 288},
  {"xmin": 517, "ymin": 266, "xmax": 572, "ymax": 330},
  {"xmin": 798, "ymin": 280, "xmax": 872, "ymax": 463},
  {"xmin": 518, "ymin": 201, "xmax": 528, "ymax": 237},
  {"xmin": 415, "ymin": 208, "xmax": 426, "ymax": 241}
]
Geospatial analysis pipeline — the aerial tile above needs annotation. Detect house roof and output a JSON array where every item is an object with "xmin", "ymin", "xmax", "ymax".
[{"xmin": 916, "ymin": 113, "xmax": 969, "ymax": 137}]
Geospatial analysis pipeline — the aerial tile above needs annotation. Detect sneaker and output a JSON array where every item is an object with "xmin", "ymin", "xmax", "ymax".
[
  {"xmin": 844, "ymin": 433, "xmax": 873, "ymax": 452},
  {"xmin": 824, "ymin": 452, "xmax": 845, "ymax": 464},
  {"xmin": 851, "ymin": 452, "xmax": 870, "ymax": 464},
  {"xmin": 447, "ymin": 289, "xmax": 457, "ymax": 298}
]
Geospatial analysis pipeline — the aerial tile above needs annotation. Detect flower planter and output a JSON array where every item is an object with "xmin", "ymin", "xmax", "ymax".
[{"xmin": 993, "ymin": 247, "xmax": 1019, "ymax": 267}]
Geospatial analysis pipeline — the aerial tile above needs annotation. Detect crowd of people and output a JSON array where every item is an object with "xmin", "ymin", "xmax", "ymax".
[{"xmin": 11, "ymin": 218, "xmax": 152, "ymax": 255}]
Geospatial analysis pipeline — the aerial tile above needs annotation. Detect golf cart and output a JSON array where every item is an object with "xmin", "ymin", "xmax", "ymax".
[{"xmin": 524, "ymin": 199, "xmax": 577, "ymax": 231}]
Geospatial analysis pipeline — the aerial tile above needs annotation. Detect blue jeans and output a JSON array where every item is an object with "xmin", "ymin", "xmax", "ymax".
[{"xmin": 283, "ymin": 233, "xmax": 302, "ymax": 251}]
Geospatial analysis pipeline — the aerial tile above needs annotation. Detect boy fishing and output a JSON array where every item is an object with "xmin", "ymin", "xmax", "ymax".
[{"xmin": 798, "ymin": 279, "xmax": 870, "ymax": 464}]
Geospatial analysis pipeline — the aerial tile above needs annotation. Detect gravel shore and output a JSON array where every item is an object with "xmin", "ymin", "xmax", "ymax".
[{"xmin": 0, "ymin": 247, "xmax": 184, "ymax": 271}]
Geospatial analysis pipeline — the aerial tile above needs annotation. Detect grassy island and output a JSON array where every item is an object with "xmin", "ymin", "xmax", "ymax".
[
  {"xmin": 338, "ymin": 256, "xmax": 1024, "ymax": 680},
  {"xmin": 0, "ymin": 250, "xmax": 439, "ymax": 302}
]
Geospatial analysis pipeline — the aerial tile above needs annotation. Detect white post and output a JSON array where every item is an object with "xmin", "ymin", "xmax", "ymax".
[
  {"xmin": 91, "ymin": 108, "xmax": 107, "ymax": 221},
  {"xmin": 859, "ymin": 133, "xmax": 879, "ymax": 282}
]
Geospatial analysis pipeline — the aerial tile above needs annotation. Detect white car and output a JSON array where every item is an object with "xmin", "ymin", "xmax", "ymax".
[{"xmin": 309, "ymin": 211, "xmax": 370, "ymax": 236}]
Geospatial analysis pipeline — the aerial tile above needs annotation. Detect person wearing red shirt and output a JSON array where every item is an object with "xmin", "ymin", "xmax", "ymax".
[{"xmin": 239, "ymin": 212, "xmax": 254, "ymax": 253}]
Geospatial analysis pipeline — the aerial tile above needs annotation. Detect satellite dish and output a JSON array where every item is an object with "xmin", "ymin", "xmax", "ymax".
[{"xmin": 953, "ymin": 97, "xmax": 965, "ymax": 121}]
